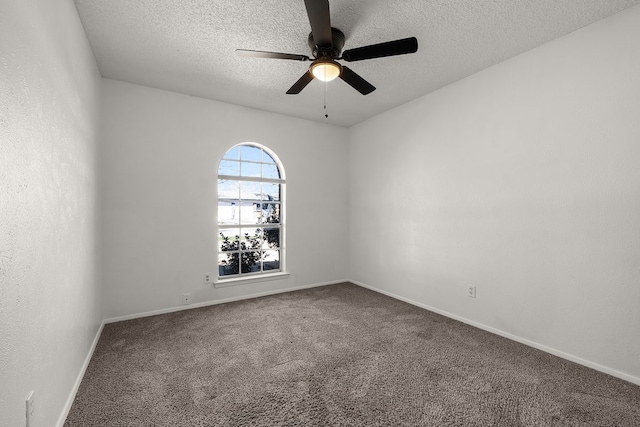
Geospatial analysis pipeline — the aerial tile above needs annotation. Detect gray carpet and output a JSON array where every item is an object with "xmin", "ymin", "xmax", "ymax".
[{"xmin": 65, "ymin": 283, "xmax": 640, "ymax": 426}]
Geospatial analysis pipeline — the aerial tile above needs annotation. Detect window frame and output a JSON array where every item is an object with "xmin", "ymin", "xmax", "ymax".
[{"xmin": 215, "ymin": 143, "xmax": 287, "ymax": 286}]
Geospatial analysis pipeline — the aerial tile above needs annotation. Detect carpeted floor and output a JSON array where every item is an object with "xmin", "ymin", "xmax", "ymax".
[{"xmin": 65, "ymin": 282, "xmax": 640, "ymax": 426}]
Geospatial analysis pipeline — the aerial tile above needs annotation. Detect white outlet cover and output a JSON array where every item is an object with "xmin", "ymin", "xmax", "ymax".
[{"xmin": 468, "ymin": 285, "xmax": 477, "ymax": 298}]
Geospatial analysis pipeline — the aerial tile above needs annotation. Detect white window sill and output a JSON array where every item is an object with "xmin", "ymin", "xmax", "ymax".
[{"xmin": 214, "ymin": 272, "xmax": 290, "ymax": 288}]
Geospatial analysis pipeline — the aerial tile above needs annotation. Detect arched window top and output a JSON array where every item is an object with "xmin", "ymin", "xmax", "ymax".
[
  {"xmin": 218, "ymin": 143, "xmax": 285, "ymax": 181},
  {"xmin": 217, "ymin": 143, "xmax": 285, "ymax": 282}
]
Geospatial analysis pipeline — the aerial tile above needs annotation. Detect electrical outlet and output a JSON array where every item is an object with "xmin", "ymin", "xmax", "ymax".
[
  {"xmin": 26, "ymin": 390, "xmax": 34, "ymax": 427},
  {"xmin": 468, "ymin": 285, "xmax": 476, "ymax": 298},
  {"xmin": 204, "ymin": 273, "xmax": 211, "ymax": 284},
  {"xmin": 182, "ymin": 293, "xmax": 191, "ymax": 305}
]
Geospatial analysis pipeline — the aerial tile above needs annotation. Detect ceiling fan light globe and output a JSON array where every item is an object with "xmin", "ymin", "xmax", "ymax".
[{"xmin": 310, "ymin": 61, "xmax": 341, "ymax": 82}]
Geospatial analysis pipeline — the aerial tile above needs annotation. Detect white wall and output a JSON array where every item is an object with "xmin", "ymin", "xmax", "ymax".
[
  {"xmin": 100, "ymin": 79, "xmax": 349, "ymax": 319},
  {"xmin": 348, "ymin": 4, "xmax": 640, "ymax": 382},
  {"xmin": 0, "ymin": 0, "xmax": 103, "ymax": 425}
]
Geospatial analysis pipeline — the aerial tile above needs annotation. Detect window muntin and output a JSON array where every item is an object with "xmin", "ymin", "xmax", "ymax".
[{"xmin": 217, "ymin": 143, "xmax": 284, "ymax": 279}]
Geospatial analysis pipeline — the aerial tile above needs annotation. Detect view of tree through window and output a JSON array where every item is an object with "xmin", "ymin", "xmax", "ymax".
[{"xmin": 217, "ymin": 144, "xmax": 284, "ymax": 278}]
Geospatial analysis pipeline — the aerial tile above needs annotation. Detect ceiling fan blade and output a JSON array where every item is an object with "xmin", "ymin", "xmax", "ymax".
[
  {"xmin": 286, "ymin": 70, "xmax": 314, "ymax": 94},
  {"xmin": 236, "ymin": 49, "xmax": 310, "ymax": 61},
  {"xmin": 342, "ymin": 37, "xmax": 418, "ymax": 62},
  {"xmin": 304, "ymin": 0, "xmax": 332, "ymax": 47},
  {"xmin": 339, "ymin": 66, "xmax": 376, "ymax": 95}
]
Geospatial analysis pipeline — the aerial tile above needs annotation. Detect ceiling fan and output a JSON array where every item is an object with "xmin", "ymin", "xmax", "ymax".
[{"xmin": 236, "ymin": 0, "xmax": 418, "ymax": 96}]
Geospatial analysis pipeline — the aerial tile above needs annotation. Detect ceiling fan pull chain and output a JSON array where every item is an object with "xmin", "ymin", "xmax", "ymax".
[{"xmin": 324, "ymin": 79, "xmax": 328, "ymax": 119}]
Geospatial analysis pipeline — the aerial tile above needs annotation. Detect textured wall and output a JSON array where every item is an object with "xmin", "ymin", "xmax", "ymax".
[
  {"xmin": 100, "ymin": 79, "xmax": 349, "ymax": 319},
  {"xmin": 348, "ymin": 4, "xmax": 640, "ymax": 382},
  {"xmin": 0, "ymin": 0, "xmax": 102, "ymax": 425}
]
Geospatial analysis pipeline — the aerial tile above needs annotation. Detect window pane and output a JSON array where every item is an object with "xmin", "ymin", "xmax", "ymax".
[
  {"xmin": 240, "ymin": 161, "xmax": 261, "ymax": 178},
  {"xmin": 262, "ymin": 183, "xmax": 280, "ymax": 201},
  {"xmin": 262, "ymin": 151, "xmax": 276, "ymax": 164},
  {"xmin": 256, "ymin": 203, "xmax": 270, "ymax": 224},
  {"xmin": 263, "ymin": 250, "xmax": 280, "ymax": 271},
  {"xmin": 260, "ymin": 203, "xmax": 280, "ymax": 224},
  {"xmin": 218, "ymin": 159, "xmax": 240, "ymax": 176},
  {"xmin": 263, "ymin": 227, "xmax": 279, "ymax": 248},
  {"xmin": 223, "ymin": 146, "xmax": 240, "ymax": 160},
  {"xmin": 218, "ymin": 201, "xmax": 239, "ymax": 225},
  {"xmin": 240, "ymin": 181, "xmax": 261, "ymax": 199},
  {"xmin": 240, "ymin": 201, "xmax": 261, "ymax": 225},
  {"xmin": 240, "ymin": 228, "xmax": 262, "ymax": 250},
  {"xmin": 238, "ymin": 182, "xmax": 260, "ymax": 224},
  {"xmin": 218, "ymin": 180, "xmax": 239, "ymax": 200},
  {"xmin": 263, "ymin": 164, "xmax": 280, "ymax": 179},
  {"xmin": 219, "ymin": 253, "xmax": 240, "ymax": 276},
  {"xmin": 240, "ymin": 145, "xmax": 261, "ymax": 162},
  {"xmin": 241, "ymin": 252, "xmax": 262, "ymax": 273},
  {"xmin": 219, "ymin": 228, "xmax": 240, "ymax": 251}
]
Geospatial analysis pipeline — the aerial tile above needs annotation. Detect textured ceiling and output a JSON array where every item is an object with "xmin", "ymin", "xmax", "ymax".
[{"xmin": 74, "ymin": 0, "xmax": 640, "ymax": 127}]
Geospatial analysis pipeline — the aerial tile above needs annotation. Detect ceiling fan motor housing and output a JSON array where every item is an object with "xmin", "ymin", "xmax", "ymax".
[{"xmin": 308, "ymin": 27, "xmax": 345, "ymax": 59}]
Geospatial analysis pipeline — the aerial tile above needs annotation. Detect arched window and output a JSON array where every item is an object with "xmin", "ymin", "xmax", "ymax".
[{"xmin": 217, "ymin": 143, "xmax": 285, "ymax": 280}]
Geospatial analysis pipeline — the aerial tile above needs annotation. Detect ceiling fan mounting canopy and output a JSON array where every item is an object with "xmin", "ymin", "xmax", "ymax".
[
  {"xmin": 308, "ymin": 27, "xmax": 345, "ymax": 59},
  {"xmin": 236, "ymin": 0, "xmax": 418, "ymax": 96}
]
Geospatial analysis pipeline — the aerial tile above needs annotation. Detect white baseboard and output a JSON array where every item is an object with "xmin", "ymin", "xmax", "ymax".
[
  {"xmin": 56, "ymin": 320, "xmax": 105, "ymax": 427},
  {"xmin": 104, "ymin": 279, "xmax": 346, "ymax": 324},
  {"xmin": 349, "ymin": 279, "xmax": 640, "ymax": 387}
]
